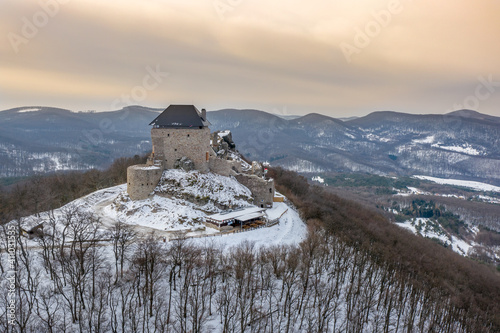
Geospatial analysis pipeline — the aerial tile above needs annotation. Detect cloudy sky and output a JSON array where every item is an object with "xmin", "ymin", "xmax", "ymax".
[{"xmin": 2, "ymin": 0, "xmax": 500, "ymax": 117}]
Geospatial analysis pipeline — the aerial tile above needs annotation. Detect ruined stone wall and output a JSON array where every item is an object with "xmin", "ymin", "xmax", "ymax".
[
  {"xmin": 151, "ymin": 127, "xmax": 211, "ymax": 172},
  {"xmin": 127, "ymin": 165, "xmax": 162, "ymax": 200},
  {"xmin": 208, "ymin": 157, "xmax": 243, "ymax": 177},
  {"xmin": 235, "ymin": 174, "xmax": 275, "ymax": 208}
]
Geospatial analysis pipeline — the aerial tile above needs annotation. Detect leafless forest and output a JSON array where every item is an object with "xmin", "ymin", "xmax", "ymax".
[{"xmin": 0, "ymin": 164, "xmax": 498, "ymax": 332}]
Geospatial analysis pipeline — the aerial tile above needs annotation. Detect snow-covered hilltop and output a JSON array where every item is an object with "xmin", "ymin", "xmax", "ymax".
[{"xmin": 16, "ymin": 169, "xmax": 307, "ymax": 247}]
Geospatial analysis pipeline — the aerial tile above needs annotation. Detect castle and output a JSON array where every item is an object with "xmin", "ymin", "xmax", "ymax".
[{"xmin": 127, "ymin": 105, "xmax": 275, "ymax": 207}]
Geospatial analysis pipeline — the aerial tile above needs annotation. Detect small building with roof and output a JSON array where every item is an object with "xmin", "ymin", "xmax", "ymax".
[{"xmin": 205, "ymin": 207, "xmax": 267, "ymax": 230}]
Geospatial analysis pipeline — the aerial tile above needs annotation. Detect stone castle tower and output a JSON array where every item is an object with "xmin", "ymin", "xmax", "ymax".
[
  {"xmin": 149, "ymin": 105, "xmax": 212, "ymax": 172},
  {"xmin": 127, "ymin": 105, "xmax": 275, "ymax": 207}
]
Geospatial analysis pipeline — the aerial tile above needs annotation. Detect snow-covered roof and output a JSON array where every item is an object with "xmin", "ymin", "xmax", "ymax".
[
  {"xmin": 136, "ymin": 165, "xmax": 161, "ymax": 170},
  {"xmin": 207, "ymin": 206, "xmax": 266, "ymax": 222},
  {"xmin": 217, "ymin": 130, "xmax": 231, "ymax": 138},
  {"xmin": 236, "ymin": 212, "xmax": 266, "ymax": 222}
]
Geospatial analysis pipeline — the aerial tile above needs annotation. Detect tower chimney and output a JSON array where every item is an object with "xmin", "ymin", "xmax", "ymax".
[{"xmin": 201, "ymin": 108, "xmax": 207, "ymax": 120}]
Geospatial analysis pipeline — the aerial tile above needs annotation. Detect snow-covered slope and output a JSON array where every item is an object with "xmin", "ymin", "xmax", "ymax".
[
  {"xmin": 395, "ymin": 218, "xmax": 499, "ymax": 261},
  {"xmin": 15, "ymin": 169, "xmax": 307, "ymax": 247},
  {"xmin": 155, "ymin": 169, "xmax": 253, "ymax": 207},
  {"xmin": 396, "ymin": 218, "xmax": 476, "ymax": 256}
]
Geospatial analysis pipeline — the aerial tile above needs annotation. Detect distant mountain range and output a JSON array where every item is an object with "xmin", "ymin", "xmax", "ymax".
[
  {"xmin": 1, "ymin": 106, "xmax": 499, "ymax": 185},
  {"xmin": 0, "ymin": 106, "xmax": 161, "ymax": 177},
  {"xmin": 208, "ymin": 108, "xmax": 500, "ymax": 185}
]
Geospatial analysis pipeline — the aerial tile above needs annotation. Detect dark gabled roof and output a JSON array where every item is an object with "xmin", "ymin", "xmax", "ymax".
[{"xmin": 149, "ymin": 105, "xmax": 210, "ymax": 128}]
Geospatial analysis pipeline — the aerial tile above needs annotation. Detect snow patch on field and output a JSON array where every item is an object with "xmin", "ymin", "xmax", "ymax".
[
  {"xmin": 395, "ymin": 187, "xmax": 430, "ymax": 196},
  {"xmin": 285, "ymin": 159, "xmax": 326, "ymax": 173},
  {"xmin": 414, "ymin": 175, "xmax": 500, "ymax": 192},
  {"xmin": 412, "ymin": 135, "xmax": 435, "ymax": 144},
  {"xmin": 312, "ymin": 176, "xmax": 325, "ymax": 184},
  {"xmin": 18, "ymin": 108, "xmax": 41, "ymax": 113},
  {"xmin": 475, "ymin": 195, "xmax": 500, "ymax": 204},
  {"xmin": 364, "ymin": 133, "xmax": 392, "ymax": 142},
  {"xmin": 431, "ymin": 143, "xmax": 482, "ymax": 156}
]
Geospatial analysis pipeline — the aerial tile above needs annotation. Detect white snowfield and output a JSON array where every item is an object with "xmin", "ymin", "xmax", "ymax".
[
  {"xmin": 16, "ymin": 170, "xmax": 308, "ymax": 248},
  {"xmin": 413, "ymin": 175, "xmax": 500, "ymax": 192},
  {"xmin": 17, "ymin": 107, "xmax": 41, "ymax": 113},
  {"xmin": 431, "ymin": 143, "xmax": 482, "ymax": 156},
  {"xmin": 412, "ymin": 135, "xmax": 435, "ymax": 144},
  {"xmin": 312, "ymin": 175, "xmax": 325, "ymax": 184}
]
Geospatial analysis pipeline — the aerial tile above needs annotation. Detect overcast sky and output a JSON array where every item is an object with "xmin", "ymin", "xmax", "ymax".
[{"xmin": 2, "ymin": 0, "xmax": 500, "ymax": 117}]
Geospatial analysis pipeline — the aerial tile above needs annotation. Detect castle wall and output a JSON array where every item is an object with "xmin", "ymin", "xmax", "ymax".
[
  {"xmin": 127, "ymin": 165, "xmax": 162, "ymax": 200},
  {"xmin": 235, "ymin": 174, "xmax": 275, "ymax": 208},
  {"xmin": 209, "ymin": 157, "xmax": 243, "ymax": 177},
  {"xmin": 151, "ymin": 127, "xmax": 211, "ymax": 172}
]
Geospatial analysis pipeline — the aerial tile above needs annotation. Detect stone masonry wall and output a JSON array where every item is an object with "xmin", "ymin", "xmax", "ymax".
[
  {"xmin": 209, "ymin": 157, "xmax": 243, "ymax": 177},
  {"xmin": 127, "ymin": 165, "xmax": 162, "ymax": 200},
  {"xmin": 235, "ymin": 174, "xmax": 275, "ymax": 208},
  {"xmin": 151, "ymin": 127, "xmax": 211, "ymax": 172}
]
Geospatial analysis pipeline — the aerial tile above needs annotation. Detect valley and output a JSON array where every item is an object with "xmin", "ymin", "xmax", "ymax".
[{"xmin": 307, "ymin": 172, "xmax": 500, "ymax": 264}]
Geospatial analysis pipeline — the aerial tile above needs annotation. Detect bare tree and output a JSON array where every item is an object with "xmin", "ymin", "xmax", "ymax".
[{"xmin": 108, "ymin": 220, "xmax": 137, "ymax": 284}]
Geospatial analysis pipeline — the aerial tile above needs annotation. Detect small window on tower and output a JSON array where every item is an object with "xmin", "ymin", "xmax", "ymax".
[
  {"xmin": 168, "ymin": 134, "xmax": 170, "ymax": 137},
  {"xmin": 187, "ymin": 134, "xmax": 190, "ymax": 137}
]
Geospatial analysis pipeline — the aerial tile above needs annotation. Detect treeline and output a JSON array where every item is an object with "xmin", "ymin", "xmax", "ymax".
[
  {"xmin": 0, "ymin": 155, "xmax": 147, "ymax": 225},
  {"xmin": 269, "ymin": 167, "xmax": 500, "ymax": 332},
  {"xmin": 322, "ymin": 172, "xmax": 420, "ymax": 189}
]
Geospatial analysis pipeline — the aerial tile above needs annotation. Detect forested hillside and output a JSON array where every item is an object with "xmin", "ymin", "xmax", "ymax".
[
  {"xmin": 1, "ymin": 162, "xmax": 499, "ymax": 332},
  {"xmin": 2, "ymin": 106, "xmax": 500, "ymax": 186}
]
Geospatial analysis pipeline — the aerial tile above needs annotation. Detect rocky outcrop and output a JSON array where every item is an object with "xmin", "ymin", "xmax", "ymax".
[{"xmin": 174, "ymin": 157, "xmax": 195, "ymax": 171}]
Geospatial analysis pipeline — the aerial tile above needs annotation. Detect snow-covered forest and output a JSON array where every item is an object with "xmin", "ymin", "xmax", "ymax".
[
  {"xmin": 0, "ymin": 159, "xmax": 498, "ymax": 333},
  {"xmin": 0, "ymin": 214, "xmax": 481, "ymax": 332}
]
